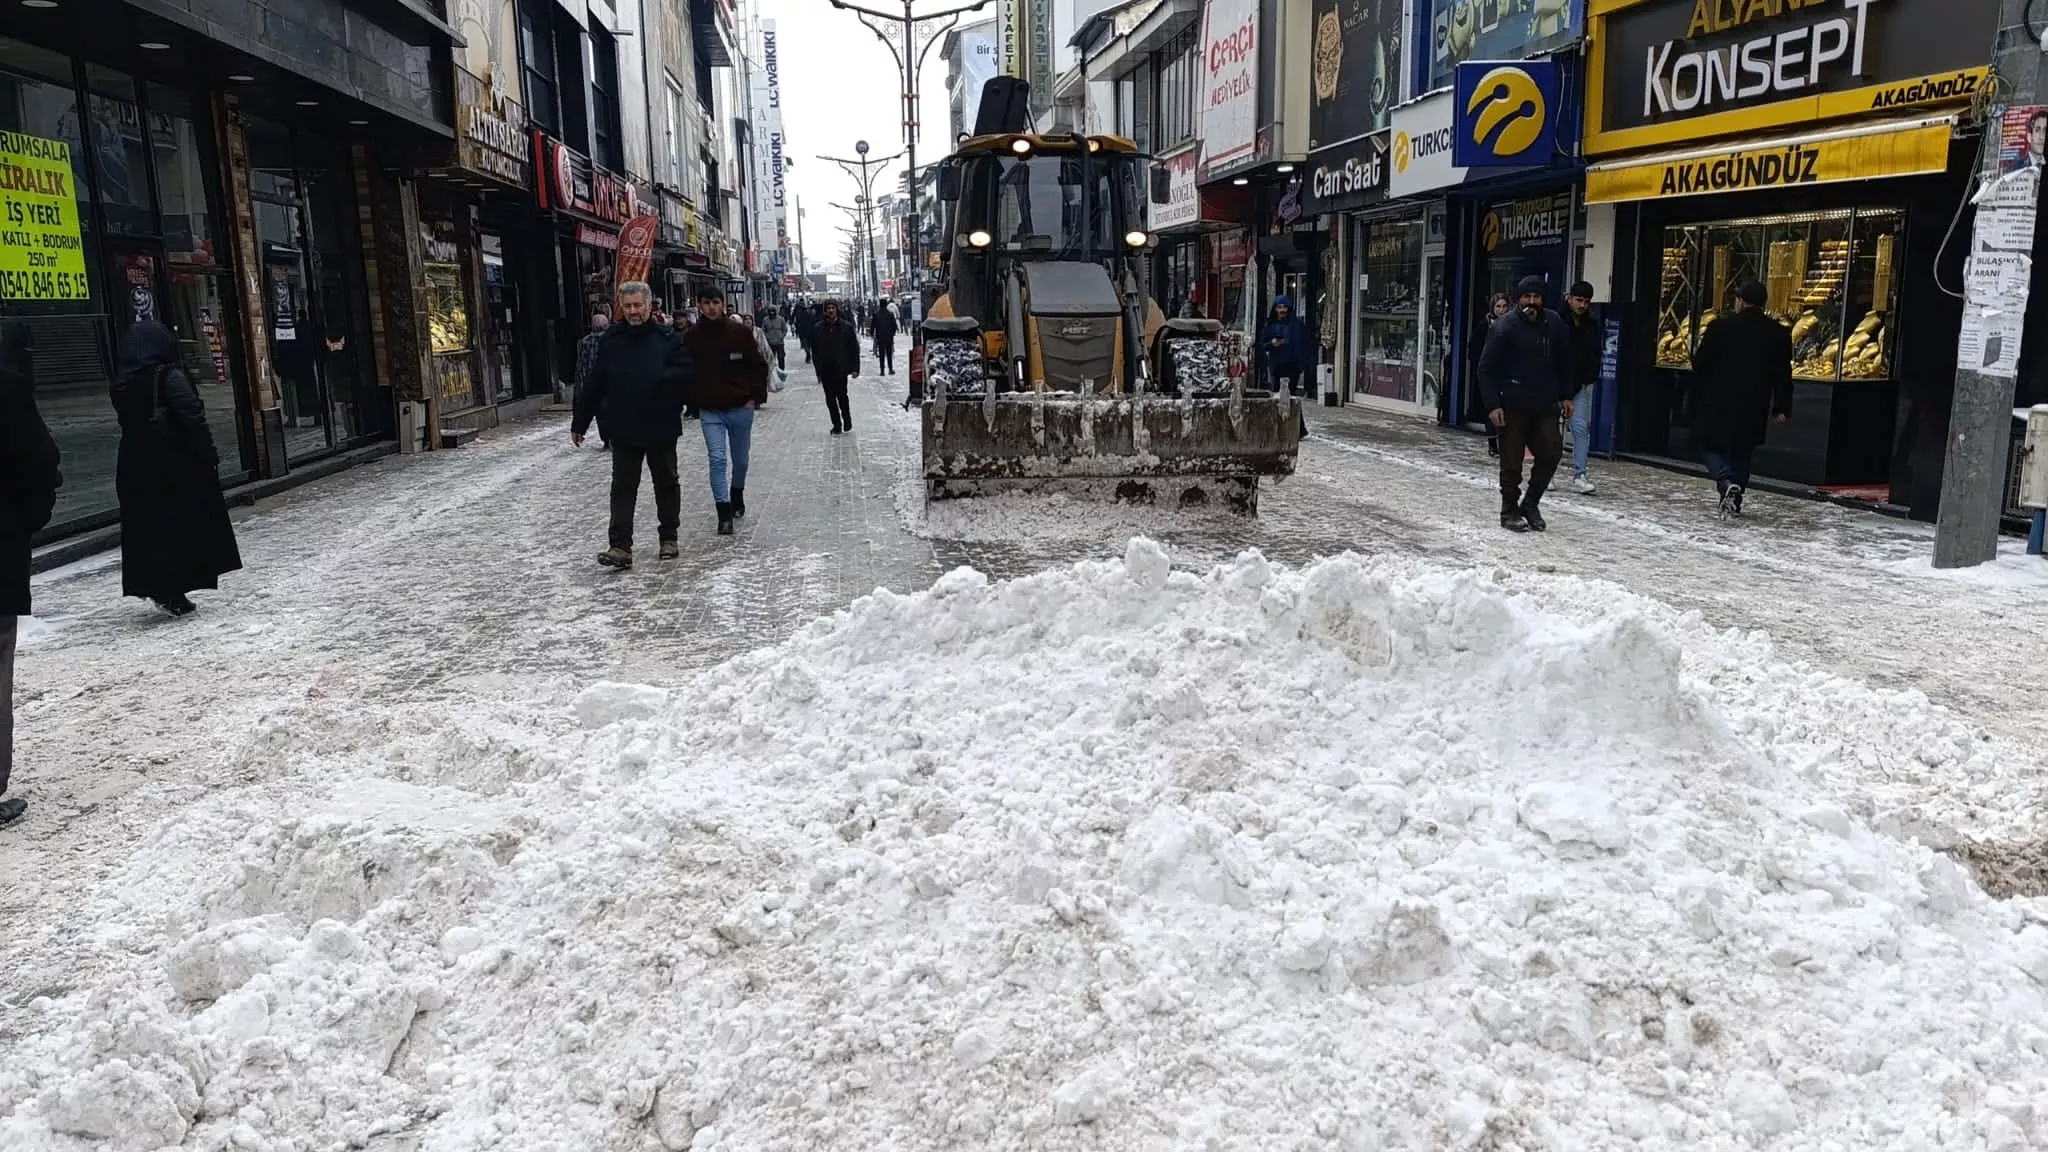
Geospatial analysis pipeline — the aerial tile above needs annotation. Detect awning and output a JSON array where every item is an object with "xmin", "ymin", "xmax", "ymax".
[{"xmin": 1583, "ymin": 115, "xmax": 1958, "ymax": 205}]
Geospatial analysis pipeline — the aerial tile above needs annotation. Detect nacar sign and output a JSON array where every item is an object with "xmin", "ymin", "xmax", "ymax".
[{"xmin": 1587, "ymin": 0, "xmax": 1994, "ymax": 155}]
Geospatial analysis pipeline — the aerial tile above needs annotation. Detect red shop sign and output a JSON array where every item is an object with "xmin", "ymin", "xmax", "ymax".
[{"xmin": 533, "ymin": 132, "xmax": 633, "ymax": 227}]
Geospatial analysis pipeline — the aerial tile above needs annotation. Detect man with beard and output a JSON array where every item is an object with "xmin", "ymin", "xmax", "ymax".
[
  {"xmin": 1478, "ymin": 275, "xmax": 1576, "ymax": 532},
  {"xmin": 572, "ymin": 282, "xmax": 696, "ymax": 568}
]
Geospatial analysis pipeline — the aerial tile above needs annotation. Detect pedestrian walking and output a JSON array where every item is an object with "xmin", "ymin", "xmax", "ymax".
[
  {"xmin": 794, "ymin": 302, "xmax": 817, "ymax": 364},
  {"xmin": 872, "ymin": 300, "xmax": 899, "ymax": 375},
  {"xmin": 1478, "ymin": 276, "xmax": 1576, "ymax": 532},
  {"xmin": 683, "ymin": 289, "xmax": 770, "ymax": 535},
  {"xmin": 1474, "ymin": 292, "xmax": 1512, "ymax": 458},
  {"xmin": 574, "ymin": 312, "xmax": 611, "ymax": 449},
  {"xmin": 813, "ymin": 300, "xmax": 862, "ymax": 435},
  {"xmin": 759, "ymin": 307, "xmax": 789, "ymax": 371},
  {"xmin": 1258, "ymin": 295, "xmax": 1313, "ymax": 437},
  {"xmin": 571, "ymin": 281, "xmax": 696, "ymax": 569},
  {"xmin": 1, "ymin": 322, "xmax": 61, "ymax": 828},
  {"xmin": 1564, "ymin": 281, "xmax": 1604, "ymax": 494},
  {"xmin": 1690, "ymin": 280, "xmax": 1793, "ymax": 517},
  {"xmin": 741, "ymin": 314, "xmax": 780, "ymax": 407},
  {"xmin": 111, "ymin": 320, "xmax": 243, "ymax": 614}
]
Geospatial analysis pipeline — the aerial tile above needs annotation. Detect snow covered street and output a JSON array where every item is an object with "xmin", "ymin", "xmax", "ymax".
[{"xmin": 5, "ymin": 364, "xmax": 2048, "ymax": 1149}]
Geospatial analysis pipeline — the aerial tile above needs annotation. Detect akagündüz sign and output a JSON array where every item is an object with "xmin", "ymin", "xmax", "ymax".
[
  {"xmin": 1302, "ymin": 129, "xmax": 1388, "ymax": 215},
  {"xmin": 1588, "ymin": 0, "xmax": 1994, "ymax": 153}
]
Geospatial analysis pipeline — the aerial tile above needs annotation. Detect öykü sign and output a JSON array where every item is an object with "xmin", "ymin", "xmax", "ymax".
[
  {"xmin": 1588, "ymin": 0, "xmax": 1995, "ymax": 155},
  {"xmin": 1197, "ymin": 0, "xmax": 1259, "ymax": 178}
]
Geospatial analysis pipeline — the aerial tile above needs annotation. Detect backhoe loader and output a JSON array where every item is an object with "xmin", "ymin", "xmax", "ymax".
[{"xmin": 910, "ymin": 79, "xmax": 1299, "ymax": 512}]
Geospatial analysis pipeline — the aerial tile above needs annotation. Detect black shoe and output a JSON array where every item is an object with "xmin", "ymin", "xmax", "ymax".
[
  {"xmin": 1519, "ymin": 502, "xmax": 1547, "ymax": 532},
  {"xmin": 154, "ymin": 594, "xmax": 197, "ymax": 617},
  {"xmin": 0, "ymin": 796, "xmax": 24, "ymax": 826},
  {"xmin": 1500, "ymin": 510, "xmax": 1527, "ymax": 532},
  {"xmin": 1720, "ymin": 484, "xmax": 1745, "ymax": 518},
  {"xmin": 830, "ymin": 426, "xmax": 844, "ymax": 435},
  {"xmin": 730, "ymin": 487, "xmax": 746, "ymax": 518},
  {"xmin": 716, "ymin": 502, "xmax": 735, "ymax": 535}
]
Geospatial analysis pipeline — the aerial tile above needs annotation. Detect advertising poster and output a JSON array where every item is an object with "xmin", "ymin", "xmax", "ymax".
[
  {"xmin": 959, "ymin": 27, "xmax": 1000, "ymax": 118},
  {"xmin": 1198, "ymin": 0, "xmax": 1260, "ymax": 173},
  {"xmin": 1429, "ymin": 0, "xmax": 1579, "ymax": 92},
  {"xmin": 1309, "ymin": 0, "xmax": 1403, "ymax": 151},
  {"xmin": 615, "ymin": 215, "xmax": 660, "ymax": 293},
  {"xmin": 0, "ymin": 130, "xmax": 89, "ymax": 301},
  {"xmin": 1958, "ymin": 160, "xmax": 2038, "ymax": 380},
  {"xmin": 1998, "ymin": 104, "xmax": 2048, "ymax": 177}
]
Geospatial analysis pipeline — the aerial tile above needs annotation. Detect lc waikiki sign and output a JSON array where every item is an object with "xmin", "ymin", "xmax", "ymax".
[{"xmin": 1585, "ymin": 0, "xmax": 1994, "ymax": 155}]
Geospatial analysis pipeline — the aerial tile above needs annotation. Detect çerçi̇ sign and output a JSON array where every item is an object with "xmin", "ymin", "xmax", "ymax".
[
  {"xmin": 0, "ymin": 130, "xmax": 88, "ymax": 301},
  {"xmin": 1583, "ymin": 118, "xmax": 1952, "ymax": 203},
  {"xmin": 1589, "ymin": 0, "xmax": 1994, "ymax": 153}
]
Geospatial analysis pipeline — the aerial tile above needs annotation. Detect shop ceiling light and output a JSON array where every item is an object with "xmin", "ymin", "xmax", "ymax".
[
  {"xmin": 295, "ymin": 99, "xmax": 319, "ymax": 106},
  {"xmin": 21, "ymin": 2, "xmax": 60, "ymax": 9},
  {"xmin": 1231, "ymin": 177, "xmax": 1249, "ymax": 186},
  {"xmin": 1276, "ymin": 164, "xmax": 1295, "ymax": 174},
  {"xmin": 139, "ymin": 41, "xmax": 170, "ymax": 49},
  {"xmin": 227, "ymin": 73, "xmax": 254, "ymax": 81}
]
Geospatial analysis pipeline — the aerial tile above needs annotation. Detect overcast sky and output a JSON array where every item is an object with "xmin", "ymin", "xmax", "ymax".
[{"xmin": 764, "ymin": 0, "xmax": 982, "ymax": 277}]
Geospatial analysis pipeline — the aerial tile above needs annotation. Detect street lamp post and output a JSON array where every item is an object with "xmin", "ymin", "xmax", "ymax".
[
  {"xmin": 828, "ymin": 0, "xmax": 993, "ymax": 299},
  {"xmin": 820, "ymin": 140, "xmax": 903, "ymax": 302}
]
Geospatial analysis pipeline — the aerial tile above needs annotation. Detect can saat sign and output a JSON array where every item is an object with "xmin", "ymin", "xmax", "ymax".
[
  {"xmin": 1589, "ymin": 0, "xmax": 1996, "ymax": 153},
  {"xmin": 1453, "ymin": 60, "xmax": 1559, "ymax": 168},
  {"xmin": 1307, "ymin": 134, "xmax": 1389, "ymax": 210}
]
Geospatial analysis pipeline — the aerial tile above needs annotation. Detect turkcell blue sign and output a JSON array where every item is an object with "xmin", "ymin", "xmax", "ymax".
[{"xmin": 1453, "ymin": 59, "xmax": 1561, "ymax": 168}]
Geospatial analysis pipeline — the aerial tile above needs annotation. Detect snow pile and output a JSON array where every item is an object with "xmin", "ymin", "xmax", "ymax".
[{"xmin": 7, "ymin": 541, "xmax": 2048, "ymax": 1151}]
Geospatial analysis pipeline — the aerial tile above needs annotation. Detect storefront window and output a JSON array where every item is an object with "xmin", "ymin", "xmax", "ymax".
[
  {"xmin": 1351, "ymin": 214, "xmax": 1423, "ymax": 406},
  {"xmin": 85, "ymin": 66, "xmax": 153, "ymax": 238},
  {"xmin": 148, "ymin": 84, "xmax": 218, "ymax": 267},
  {"xmin": 1655, "ymin": 209, "xmax": 1902, "ymax": 383},
  {"xmin": 164, "ymin": 270, "xmax": 249, "ymax": 480}
]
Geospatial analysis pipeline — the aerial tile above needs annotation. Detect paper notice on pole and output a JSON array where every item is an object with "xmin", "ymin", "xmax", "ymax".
[
  {"xmin": 1957, "ymin": 160, "xmax": 2039, "ymax": 379},
  {"xmin": 1958, "ymin": 307, "xmax": 2024, "ymax": 379}
]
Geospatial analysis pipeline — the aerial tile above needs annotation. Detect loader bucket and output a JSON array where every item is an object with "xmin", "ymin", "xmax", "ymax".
[{"xmin": 922, "ymin": 394, "xmax": 1300, "ymax": 513}]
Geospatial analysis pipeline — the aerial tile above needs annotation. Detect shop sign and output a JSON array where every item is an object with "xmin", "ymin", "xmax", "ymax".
[
  {"xmin": 419, "ymin": 218, "xmax": 460, "ymax": 265},
  {"xmin": 1582, "ymin": 117, "xmax": 1955, "ymax": 203},
  {"xmin": 1389, "ymin": 90, "xmax": 1462, "ymax": 197},
  {"xmin": 1197, "ymin": 0, "xmax": 1259, "ymax": 175},
  {"xmin": 1303, "ymin": 130, "xmax": 1390, "ymax": 215},
  {"xmin": 1153, "ymin": 145, "xmax": 1203, "ymax": 230},
  {"xmin": 1426, "ymin": 0, "xmax": 1582, "ymax": 93},
  {"xmin": 454, "ymin": 67, "xmax": 529, "ymax": 189},
  {"xmin": 1587, "ymin": 0, "xmax": 1995, "ymax": 155},
  {"xmin": 1308, "ymin": 0, "xmax": 1403, "ymax": 150},
  {"xmin": 1478, "ymin": 190, "xmax": 1571, "ymax": 258},
  {"xmin": 577, "ymin": 224, "xmax": 620, "ymax": 251},
  {"xmin": 534, "ymin": 132, "xmax": 633, "ymax": 226},
  {"xmin": 658, "ymin": 189, "xmax": 687, "ymax": 249},
  {"xmin": 0, "ymin": 130, "xmax": 88, "ymax": 301},
  {"xmin": 1454, "ymin": 60, "xmax": 1561, "ymax": 168}
]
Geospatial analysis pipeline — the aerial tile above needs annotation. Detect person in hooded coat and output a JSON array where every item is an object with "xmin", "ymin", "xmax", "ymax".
[
  {"xmin": 111, "ymin": 320, "xmax": 242, "ymax": 615},
  {"xmin": 1258, "ymin": 295, "xmax": 1313, "ymax": 436},
  {"xmin": 871, "ymin": 301, "xmax": 899, "ymax": 375},
  {"xmin": 1, "ymin": 322, "xmax": 61, "ymax": 826}
]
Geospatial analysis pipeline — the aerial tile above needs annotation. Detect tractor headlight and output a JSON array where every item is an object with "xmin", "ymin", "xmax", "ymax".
[
  {"xmin": 1124, "ymin": 230, "xmax": 1149, "ymax": 248},
  {"xmin": 1009, "ymin": 138, "xmax": 1032, "ymax": 154},
  {"xmin": 967, "ymin": 230, "xmax": 993, "ymax": 248}
]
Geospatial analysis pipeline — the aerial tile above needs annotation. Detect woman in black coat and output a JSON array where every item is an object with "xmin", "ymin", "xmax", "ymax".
[
  {"xmin": 871, "ymin": 302, "xmax": 899, "ymax": 374},
  {"xmin": 112, "ymin": 320, "xmax": 242, "ymax": 616},
  {"xmin": 2, "ymin": 321, "xmax": 61, "ymax": 824}
]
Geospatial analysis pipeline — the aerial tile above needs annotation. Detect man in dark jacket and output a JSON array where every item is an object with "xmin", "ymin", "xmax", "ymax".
[
  {"xmin": 871, "ymin": 301, "xmax": 900, "ymax": 375},
  {"xmin": 572, "ymin": 281, "xmax": 696, "ymax": 568},
  {"xmin": 1479, "ymin": 275, "xmax": 1577, "ymax": 532},
  {"xmin": 1691, "ymin": 280, "xmax": 1793, "ymax": 516},
  {"xmin": 1, "ymin": 322, "xmax": 60, "ymax": 827},
  {"xmin": 574, "ymin": 312, "xmax": 610, "ymax": 448},
  {"xmin": 1564, "ymin": 282, "xmax": 1604, "ymax": 493},
  {"xmin": 682, "ymin": 290, "xmax": 770, "ymax": 535},
  {"xmin": 812, "ymin": 300, "xmax": 863, "ymax": 434},
  {"xmin": 793, "ymin": 302, "xmax": 817, "ymax": 364}
]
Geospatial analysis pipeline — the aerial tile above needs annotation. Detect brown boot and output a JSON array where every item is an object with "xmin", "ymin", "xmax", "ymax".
[
  {"xmin": 659, "ymin": 539, "xmax": 680, "ymax": 560},
  {"xmin": 597, "ymin": 546, "xmax": 633, "ymax": 569}
]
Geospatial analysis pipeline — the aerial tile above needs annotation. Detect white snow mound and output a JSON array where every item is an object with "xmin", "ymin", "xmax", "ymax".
[{"xmin": 5, "ymin": 542, "xmax": 2048, "ymax": 1151}]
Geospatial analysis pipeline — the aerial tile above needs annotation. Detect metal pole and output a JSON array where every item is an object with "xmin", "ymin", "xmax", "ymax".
[
  {"xmin": 1934, "ymin": 1, "xmax": 2039, "ymax": 567},
  {"xmin": 903, "ymin": 1, "xmax": 919, "ymax": 299}
]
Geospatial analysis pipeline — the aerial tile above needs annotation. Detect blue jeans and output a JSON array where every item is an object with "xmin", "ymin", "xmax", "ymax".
[
  {"xmin": 1699, "ymin": 445, "xmax": 1753, "ymax": 495},
  {"xmin": 699, "ymin": 406, "xmax": 755, "ymax": 503},
  {"xmin": 1569, "ymin": 384, "xmax": 1595, "ymax": 477}
]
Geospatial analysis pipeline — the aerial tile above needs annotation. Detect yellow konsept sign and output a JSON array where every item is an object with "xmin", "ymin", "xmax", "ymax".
[
  {"xmin": 1584, "ymin": 120, "xmax": 1954, "ymax": 204},
  {"xmin": 0, "ymin": 130, "xmax": 88, "ymax": 301}
]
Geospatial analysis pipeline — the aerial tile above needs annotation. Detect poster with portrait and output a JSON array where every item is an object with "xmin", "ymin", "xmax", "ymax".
[
  {"xmin": 1998, "ymin": 105, "xmax": 2048, "ymax": 177},
  {"xmin": 1309, "ymin": 0, "xmax": 1402, "ymax": 151}
]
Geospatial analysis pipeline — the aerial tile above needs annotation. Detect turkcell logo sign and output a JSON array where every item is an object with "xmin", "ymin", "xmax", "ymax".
[
  {"xmin": 1454, "ymin": 60, "xmax": 1561, "ymax": 168},
  {"xmin": 1389, "ymin": 90, "xmax": 1462, "ymax": 196}
]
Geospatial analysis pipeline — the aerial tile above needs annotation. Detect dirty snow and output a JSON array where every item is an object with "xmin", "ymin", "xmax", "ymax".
[{"xmin": 4, "ymin": 540, "xmax": 2046, "ymax": 1151}]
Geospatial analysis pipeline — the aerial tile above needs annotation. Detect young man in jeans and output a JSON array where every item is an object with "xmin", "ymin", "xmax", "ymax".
[
  {"xmin": 571, "ymin": 282, "xmax": 696, "ymax": 568},
  {"xmin": 1564, "ymin": 281, "xmax": 1604, "ymax": 494},
  {"xmin": 682, "ymin": 289, "xmax": 771, "ymax": 535},
  {"xmin": 1478, "ymin": 276, "xmax": 1577, "ymax": 532},
  {"xmin": 1690, "ymin": 280, "xmax": 1793, "ymax": 516}
]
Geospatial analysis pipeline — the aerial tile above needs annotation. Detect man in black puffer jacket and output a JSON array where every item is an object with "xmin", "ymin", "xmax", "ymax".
[
  {"xmin": 1479, "ymin": 275, "xmax": 1576, "ymax": 533},
  {"xmin": 1, "ymin": 321, "xmax": 61, "ymax": 827},
  {"xmin": 572, "ymin": 281, "xmax": 696, "ymax": 569}
]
